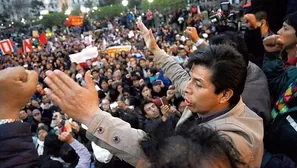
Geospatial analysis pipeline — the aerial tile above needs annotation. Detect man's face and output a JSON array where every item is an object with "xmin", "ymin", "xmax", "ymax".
[
  {"xmin": 153, "ymin": 85, "xmax": 161, "ymax": 93},
  {"xmin": 102, "ymin": 100, "xmax": 110, "ymax": 111},
  {"xmin": 32, "ymin": 100, "xmax": 39, "ymax": 107},
  {"xmin": 144, "ymin": 102, "xmax": 160, "ymax": 119},
  {"xmin": 38, "ymin": 129, "xmax": 48, "ymax": 141},
  {"xmin": 92, "ymin": 71, "xmax": 99, "ymax": 79},
  {"xmin": 19, "ymin": 110, "xmax": 28, "ymax": 120},
  {"xmin": 277, "ymin": 22, "xmax": 297, "ymax": 49},
  {"xmin": 42, "ymin": 95, "xmax": 50, "ymax": 104},
  {"xmin": 101, "ymin": 81, "xmax": 109, "ymax": 90},
  {"xmin": 184, "ymin": 65, "xmax": 224, "ymax": 114},
  {"xmin": 117, "ymin": 100, "xmax": 126, "ymax": 109},
  {"xmin": 179, "ymin": 49, "xmax": 187, "ymax": 57},
  {"xmin": 140, "ymin": 60, "xmax": 146, "ymax": 68},
  {"xmin": 133, "ymin": 80, "xmax": 140, "ymax": 87}
]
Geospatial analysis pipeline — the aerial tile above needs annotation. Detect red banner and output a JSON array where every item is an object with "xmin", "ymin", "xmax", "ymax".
[
  {"xmin": 23, "ymin": 39, "xmax": 33, "ymax": 53},
  {"xmin": 0, "ymin": 39, "xmax": 13, "ymax": 55}
]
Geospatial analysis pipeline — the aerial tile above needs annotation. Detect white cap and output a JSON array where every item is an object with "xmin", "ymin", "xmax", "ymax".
[{"xmin": 76, "ymin": 73, "xmax": 83, "ymax": 79}]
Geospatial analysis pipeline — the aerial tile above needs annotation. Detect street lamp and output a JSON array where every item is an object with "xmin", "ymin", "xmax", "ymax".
[
  {"xmin": 148, "ymin": 0, "xmax": 153, "ymax": 3},
  {"xmin": 93, "ymin": 6, "xmax": 98, "ymax": 10},
  {"xmin": 122, "ymin": 0, "xmax": 128, "ymax": 7},
  {"xmin": 39, "ymin": 16, "xmax": 43, "ymax": 20}
]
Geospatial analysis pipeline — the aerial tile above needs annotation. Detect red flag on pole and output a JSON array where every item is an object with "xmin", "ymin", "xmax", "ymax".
[
  {"xmin": 0, "ymin": 39, "xmax": 13, "ymax": 55},
  {"xmin": 22, "ymin": 39, "xmax": 33, "ymax": 53},
  {"xmin": 39, "ymin": 32, "xmax": 48, "ymax": 45}
]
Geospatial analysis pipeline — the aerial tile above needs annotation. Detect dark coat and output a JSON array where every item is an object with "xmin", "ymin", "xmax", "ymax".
[{"xmin": 0, "ymin": 122, "xmax": 38, "ymax": 168}]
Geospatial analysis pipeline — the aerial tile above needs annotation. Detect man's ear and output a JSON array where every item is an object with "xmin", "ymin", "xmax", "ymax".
[{"xmin": 220, "ymin": 89, "xmax": 233, "ymax": 104}]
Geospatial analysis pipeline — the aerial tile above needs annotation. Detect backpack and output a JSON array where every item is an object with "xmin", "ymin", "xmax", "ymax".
[{"xmin": 264, "ymin": 79, "xmax": 297, "ymax": 163}]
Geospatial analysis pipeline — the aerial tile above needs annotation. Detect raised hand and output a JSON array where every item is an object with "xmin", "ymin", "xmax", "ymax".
[
  {"xmin": 0, "ymin": 67, "xmax": 38, "ymax": 119},
  {"xmin": 58, "ymin": 132, "xmax": 74, "ymax": 143},
  {"xmin": 44, "ymin": 70, "xmax": 100, "ymax": 126},
  {"xmin": 137, "ymin": 21, "xmax": 160, "ymax": 52},
  {"xmin": 184, "ymin": 27, "xmax": 199, "ymax": 43},
  {"xmin": 263, "ymin": 35, "xmax": 284, "ymax": 53}
]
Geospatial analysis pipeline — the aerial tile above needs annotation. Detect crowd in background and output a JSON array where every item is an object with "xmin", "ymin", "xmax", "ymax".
[{"xmin": 1, "ymin": 1, "xmax": 297, "ymax": 168}]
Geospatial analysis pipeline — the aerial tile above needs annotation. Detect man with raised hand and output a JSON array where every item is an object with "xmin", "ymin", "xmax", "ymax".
[{"xmin": 44, "ymin": 22, "xmax": 264, "ymax": 167}]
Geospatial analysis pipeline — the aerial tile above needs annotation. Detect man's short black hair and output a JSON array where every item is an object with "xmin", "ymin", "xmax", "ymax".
[
  {"xmin": 188, "ymin": 45, "xmax": 247, "ymax": 106},
  {"xmin": 255, "ymin": 11, "xmax": 268, "ymax": 22},
  {"xmin": 140, "ymin": 120, "xmax": 245, "ymax": 168},
  {"xmin": 91, "ymin": 69, "xmax": 99, "ymax": 75},
  {"xmin": 284, "ymin": 11, "xmax": 297, "ymax": 36},
  {"xmin": 60, "ymin": 143, "xmax": 79, "ymax": 165},
  {"xmin": 43, "ymin": 133, "xmax": 63, "ymax": 157}
]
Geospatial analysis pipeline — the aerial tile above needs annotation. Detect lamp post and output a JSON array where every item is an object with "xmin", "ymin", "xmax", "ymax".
[
  {"xmin": 148, "ymin": 0, "xmax": 153, "ymax": 9},
  {"xmin": 122, "ymin": 0, "xmax": 128, "ymax": 7}
]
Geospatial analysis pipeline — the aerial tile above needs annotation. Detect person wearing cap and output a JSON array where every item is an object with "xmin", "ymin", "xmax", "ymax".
[
  {"xmin": 31, "ymin": 109, "xmax": 42, "ymax": 134},
  {"xmin": 151, "ymin": 80, "xmax": 167, "ymax": 98},
  {"xmin": 173, "ymin": 45, "xmax": 189, "ymax": 66},
  {"xmin": 262, "ymin": 11, "xmax": 297, "ymax": 103}
]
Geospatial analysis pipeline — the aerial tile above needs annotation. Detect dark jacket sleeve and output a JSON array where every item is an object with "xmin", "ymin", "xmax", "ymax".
[
  {"xmin": 244, "ymin": 28, "xmax": 265, "ymax": 68},
  {"xmin": 262, "ymin": 52, "xmax": 297, "ymax": 101},
  {"xmin": 0, "ymin": 122, "xmax": 38, "ymax": 168}
]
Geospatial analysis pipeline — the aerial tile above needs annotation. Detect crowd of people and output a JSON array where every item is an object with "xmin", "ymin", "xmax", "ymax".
[{"xmin": 1, "ymin": 2, "xmax": 297, "ymax": 168}]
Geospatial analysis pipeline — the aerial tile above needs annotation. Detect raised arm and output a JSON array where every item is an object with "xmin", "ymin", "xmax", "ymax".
[{"xmin": 137, "ymin": 22, "xmax": 191, "ymax": 96}]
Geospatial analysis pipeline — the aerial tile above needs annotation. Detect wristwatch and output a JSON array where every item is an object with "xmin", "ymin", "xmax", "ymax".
[{"xmin": 0, "ymin": 119, "xmax": 21, "ymax": 126}]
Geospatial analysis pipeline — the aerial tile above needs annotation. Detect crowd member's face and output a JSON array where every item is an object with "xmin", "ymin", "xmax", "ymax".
[
  {"xmin": 102, "ymin": 100, "xmax": 110, "ymax": 111},
  {"xmin": 19, "ymin": 110, "xmax": 28, "ymax": 120},
  {"xmin": 184, "ymin": 65, "xmax": 226, "ymax": 114},
  {"xmin": 33, "ymin": 111, "xmax": 41, "ymax": 122},
  {"xmin": 32, "ymin": 100, "xmax": 40, "ymax": 108},
  {"xmin": 108, "ymin": 79, "xmax": 113, "ymax": 86},
  {"xmin": 141, "ymin": 86, "xmax": 152, "ymax": 99},
  {"xmin": 42, "ymin": 95, "xmax": 50, "ymax": 104},
  {"xmin": 117, "ymin": 100, "xmax": 126, "ymax": 109},
  {"xmin": 140, "ymin": 60, "xmax": 146, "ymax": 68},
  {"xmin": 107, "ymin": 72, "xmax": 113, "ymax": 80},
  {"xmin": 149, "ymin": 62, "xmax": 154, "ymax": 68},
  {"xmin": 133, "ymin": 80, "xmax": 140, "ymax": 87},
  {"xmin": 153, "ymin": 85, "xmax": 162, "ymax": 93},
  {"xmin": 179, "ymin": 49, "xmax": 187, "ymax": 57},
  {"xmin": 117, "ymin": 85, "xmax": 123, "ymax": 93},
  {"xmin": 139, "ymin": 79, "xmax": 145, "ymax": 86},
  {"xmin": 144, "ymin": 102, "xmax": 160, "ymax": 119},
  {"xmin": 92, "ymin": 71, "xmax": 99, "ymax": 79},
  {"xmin": 113, "ymin": 72, "xmax": 121, "ymax": 81},
  {"xmin": 36, "ymin": 84, "xmax": 43, "ymax": 92},
  {"xmin": 99, "ymin": 69, "xmax": 104, "ymax": 75},
  {"xmin": 186, "ymin": 40, "xmax": 193, "ymax": 47},
  {"xmin": 178, "ymin": 101, "xmax": 186, "ymax": 113},
  {"xmin": 277, "ymin": 22, "xmax": 297, "ymax": 50},
  {"xmin": 38, "ymin": 129, "xmax": 48, "ymax": 141},
  {"xmin": 101, "ymin": 81, "xmax": 109, "ymax": 90}
]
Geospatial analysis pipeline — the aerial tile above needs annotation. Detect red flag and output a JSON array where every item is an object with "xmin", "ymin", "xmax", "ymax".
[
  {"xmin": 22, "ymin": 39, "xmax": 33, "ymax": 53},
  {"xmin": 17, "ymin": 47, "xmax": 23, "ymax": 54},
  {"xmin": 39, "ymin": 32, "xmax": 48, "ymax": 45},
  {"xmin": 0, "ymin": 39, "xmax": 13, "ymax": 55}
]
